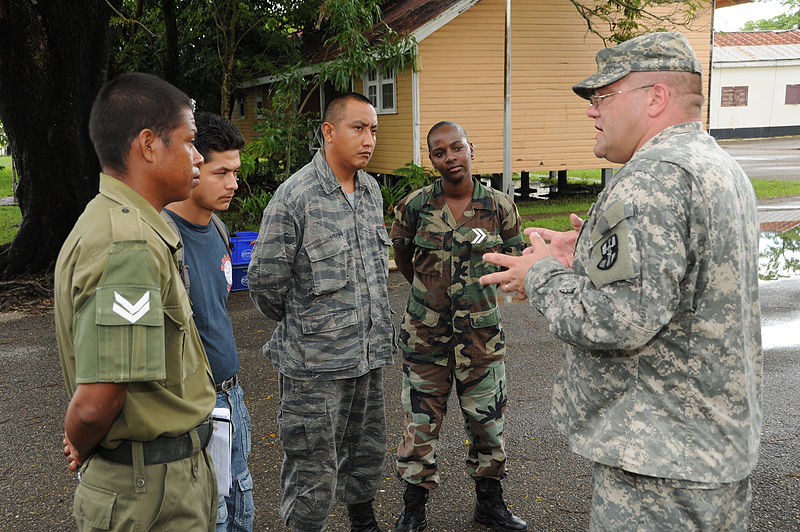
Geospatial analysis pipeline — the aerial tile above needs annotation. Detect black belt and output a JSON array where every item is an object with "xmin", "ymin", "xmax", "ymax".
[
  {"xmin": 216, "ymin": 374, "xmax": 238, "ymax": 393},
  {"xmin": 97, "ymin": 420, "xmax": 212, "ymax": 465}
]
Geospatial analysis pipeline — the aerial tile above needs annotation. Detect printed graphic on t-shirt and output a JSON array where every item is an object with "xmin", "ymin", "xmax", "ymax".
[{"xmin": 222, "ymin": 254, "xmax": 233, "ymax": 292}]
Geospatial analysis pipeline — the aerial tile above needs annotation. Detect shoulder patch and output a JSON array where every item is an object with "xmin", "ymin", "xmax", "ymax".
[
  {"xmin": 587, "ymin": 200, "xmax": 638, "ymax": 287},
  {"xmin": 596, "ymin": 234, "xmax": 619, "ymax": 270}
]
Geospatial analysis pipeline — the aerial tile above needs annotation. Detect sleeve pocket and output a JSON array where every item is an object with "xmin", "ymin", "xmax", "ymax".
[
  {"xmin": 588, "ymin": 200, "xmax": 638, "ymax": 287},
  {"xmin": 78, "ymin": 286, "xmax": 167, "ymax": 383}
]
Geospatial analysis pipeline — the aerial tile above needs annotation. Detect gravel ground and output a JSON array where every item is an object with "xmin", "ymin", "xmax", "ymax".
[{"xmin": 0, "ymin": 271, "xmax": 798, "ymax": 531}]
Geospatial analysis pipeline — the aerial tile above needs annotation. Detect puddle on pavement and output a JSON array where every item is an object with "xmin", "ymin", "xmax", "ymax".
[
  {"xmin": 761, "ymin": 316, "xmax": 800, "ymax": 350},
  {"xmin": 759, "ymin": 225, "xmax": 800, "ymax": 281},
  {"xmin": 498, "ymin": 225, "xmax": 800, "ymax": 350}
]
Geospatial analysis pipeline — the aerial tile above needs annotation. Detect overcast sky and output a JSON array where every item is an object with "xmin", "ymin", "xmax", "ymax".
[{"xmin": 714, "ymin": 0, "xmax": 790, "ymax": 31}]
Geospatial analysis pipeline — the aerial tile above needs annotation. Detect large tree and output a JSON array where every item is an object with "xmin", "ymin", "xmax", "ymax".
[
  {"xmin": 742, "ymin": 0, "xmax": 799, "ymax": 30},
  {"xmin": 0, "ymin": 0, "xmax": 119, "ymax": 276},
  {"xmin": 0, "ymin": 0, "xmax": 705, "ymax": 277}
]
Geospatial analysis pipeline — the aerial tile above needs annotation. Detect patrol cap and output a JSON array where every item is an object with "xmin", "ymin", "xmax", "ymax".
[{"xmin": 573, "ymin": 31, "xmax": 702, "ymax": 100}]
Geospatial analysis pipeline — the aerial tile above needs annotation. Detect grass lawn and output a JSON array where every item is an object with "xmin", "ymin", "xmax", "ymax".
[
  {"xmin": 517, "ymin": 178, "xmax": 800, "ymax": 233},
  {"xmin": 0, "ymin": 155, "xmax": 21, "ymax": 244},
  {"xmin": 751, "ymin": 178, "xmax": 800, "ymax": 199},
  {"xmin": 0, "ymin": 155, "xmax": 13, "ymax": 195},
  {"xmin": 1, "ymin": 158, "xmax": 800, "ymax": 245}
]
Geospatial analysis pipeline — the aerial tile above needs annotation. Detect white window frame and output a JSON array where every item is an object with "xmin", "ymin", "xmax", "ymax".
[
  {"xmin": 254, "ymin": 86, "xmax": 265, "ymax": 119},
  {"xmin": 237, "ymin": 96, "xmax": 246, "ymax": 119},
  {"xmin": 363, "ymin": 63, "xmax": 397, "ymax": 114}
]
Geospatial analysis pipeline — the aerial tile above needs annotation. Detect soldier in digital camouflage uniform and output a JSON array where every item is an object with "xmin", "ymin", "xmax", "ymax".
[
  {"xmin": 481, "ymin": 32, "xmax": 762, "ymax": 531},
  {"xmin": 247, "ymin": 92, "xmax": 393, "ymax": 532},
  {"xmin": 55, "ymin": 72, "xmax": 218, "ymax": 531},
  {"xmin": 391, "ymin": 122, "xmax": 527, "ymax": 532}
]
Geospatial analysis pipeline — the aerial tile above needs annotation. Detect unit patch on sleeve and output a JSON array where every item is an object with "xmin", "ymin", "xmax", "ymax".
[
  {"xmin": 597, "ymin": 234, "xmax": 618, "ymax": 270},
  {"xmin": 587, "ymin": 200, "xmax": 638, "ymax": 287}
]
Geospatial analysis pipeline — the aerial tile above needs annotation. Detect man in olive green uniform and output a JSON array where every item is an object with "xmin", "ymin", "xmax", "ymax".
[{"xmin": 55, "ymin": 72, "xmax": 218, "ymax": 531}]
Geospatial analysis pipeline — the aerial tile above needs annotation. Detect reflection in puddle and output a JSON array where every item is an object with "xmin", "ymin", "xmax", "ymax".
[
  {"xmin": 761, "ymin": 316, "xmax": 800, "ymax": 350},
  {"xmin": 759, "ymin": 225, "xmax": 800, "ymax": 280}
]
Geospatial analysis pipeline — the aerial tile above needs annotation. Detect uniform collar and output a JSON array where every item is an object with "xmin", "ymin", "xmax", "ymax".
[
  {"xmin": 98, "ymin": 173, "xmax": 181, "ymax": 250},
  {"xmin": 637, "ymin": 121, "xmax": 702, "ymax": 153},
  {"xmin": 313, "ymin": 149, "xmax": 369, "ymax": 196},
  {"xmin": 430, "ymin": 177, "xmax": 494, "ymax": 211}
]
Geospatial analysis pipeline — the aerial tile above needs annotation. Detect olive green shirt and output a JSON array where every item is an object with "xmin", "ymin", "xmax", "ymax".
[{"xmin": 55, "ymin": 173, "xmax": 216, "ymax": 448}]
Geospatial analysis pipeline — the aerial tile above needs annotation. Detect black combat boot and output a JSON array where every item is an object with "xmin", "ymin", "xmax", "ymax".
[
  {"xmin": 394, "ymin": 482, "xmax": 429, "ymax": 532},
  {"xmin": 348, "ymin": 498, "xmax": 382, "ymax": 532},
  {"xmin": 474, "ymin": 478, "xmax": 528, "ymax": 531}
]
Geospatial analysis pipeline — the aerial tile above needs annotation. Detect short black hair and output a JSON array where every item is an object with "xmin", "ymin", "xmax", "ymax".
[
  {"xmin": 89, "ymin": 72, "xmax": 194, "ymax": 174},
  {"xmin": 194, "ymin": 111, "xmax": 245, "ymax": 161},
  {"xmin": 427, "ymin": 121, "xmax": 468, "ymax": 151},
  {"xmin": 323, "ymin": 92, "xmax": 374, "ymax": 125}
]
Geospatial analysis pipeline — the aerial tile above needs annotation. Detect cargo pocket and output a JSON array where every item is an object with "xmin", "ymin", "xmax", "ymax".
[
  {"xmin": 587, "ymin": 200, "xmax": 639, "ymax": 288},
  {"xmin": 279, "ymin": 393, "xmax": 331, "ymax": 462},
  {"xmin": 304, "ymin": 232, "xmax": 350, "ymax": 295},
  {"xmin": 234, "ymin": 470, "xmax": 255, "ymax": 527},
  {"xmin": 298, "ymin": 307, "xmax": 360, "ymax": 371},
  {"xmin": 73, "ymin": 481, "xmax": 116, "ymax": 530},
  {"xmin": 470, "ymin": 306, "xmax": 500, "ymax": 329},
  {"xmin": 407, "ymin": 299, "xmax": 440, "ymax": 328}
]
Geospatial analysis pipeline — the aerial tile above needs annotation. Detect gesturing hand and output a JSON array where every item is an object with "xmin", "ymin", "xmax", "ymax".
[
  {"xmin": 480, "ymin": 230, "xmax": 555, "ymax": 300},
  {"xmin": 524, "ymin": 213, "xmax": 583, "ymax": 268}
]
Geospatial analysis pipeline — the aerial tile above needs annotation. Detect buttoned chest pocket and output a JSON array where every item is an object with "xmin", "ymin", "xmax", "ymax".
[
  {"xmin": 587, "ymin": 200, "xmax": 639, "ymax": 288},
  {"xmin": 304, "ymin": 232, "xmax": 350, "ymax": 295},
  {"xmin": 413, "ymin": 231, "xmax": 445, "ymax": 277},
  {"xmin": 469, "ymin": 230, "xmax": 504, "ymax": 277}
]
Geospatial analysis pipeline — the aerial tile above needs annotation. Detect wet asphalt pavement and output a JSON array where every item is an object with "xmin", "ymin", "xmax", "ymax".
[
  {"xmin": 719, "ymin": 136, "xmax": 800, "ymax": 181},
  {"xmin": 1, "ymin": 270, "xmax": 798, "ymax": 531},
  {"xmin": 1, "ymin": 137, "xmax": 798, "ymax": 530}
]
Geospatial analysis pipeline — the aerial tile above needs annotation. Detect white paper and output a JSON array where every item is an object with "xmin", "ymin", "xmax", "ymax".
[{"xmin": 209, "ymin": 407, "xmax": 232, "ymax": 497}]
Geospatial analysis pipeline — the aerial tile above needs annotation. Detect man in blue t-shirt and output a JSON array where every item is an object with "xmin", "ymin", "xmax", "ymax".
[{"xmin": 164, "ymin": 112, "xmax": 253, "ymax": 531}]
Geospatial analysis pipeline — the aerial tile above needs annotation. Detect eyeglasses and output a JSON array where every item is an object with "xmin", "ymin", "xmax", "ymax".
[{"xmin": 589, "ymin": 85, "xmax": 654, "ymax": 108}]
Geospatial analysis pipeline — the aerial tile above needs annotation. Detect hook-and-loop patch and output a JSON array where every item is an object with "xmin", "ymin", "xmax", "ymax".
[{"xmin": 587, "ymin": 200, "xmax": 638, "ymax": 287}]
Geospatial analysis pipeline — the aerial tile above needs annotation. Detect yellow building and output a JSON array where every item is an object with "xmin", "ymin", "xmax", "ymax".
[{"xmin": 233, "ymin": 0, "xmax": 722, "ymax": 178}]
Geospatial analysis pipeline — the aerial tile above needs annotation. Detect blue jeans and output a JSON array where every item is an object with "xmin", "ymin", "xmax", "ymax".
[{"xmin": 216, "ymin": 383, "xmax": 255, "ymax": 532}]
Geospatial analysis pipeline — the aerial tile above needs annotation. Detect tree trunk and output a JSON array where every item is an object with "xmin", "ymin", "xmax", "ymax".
[
  {"xmin": 162, "ymin": 0, "xmax": 180, "ymax": 86},
  {"xmin": 218, "ymin": 1, "xmax": 238, "ymax": 118},
  {"xmin": 0, "ymin": 0, "xmax": 117, "ymax": 276}
]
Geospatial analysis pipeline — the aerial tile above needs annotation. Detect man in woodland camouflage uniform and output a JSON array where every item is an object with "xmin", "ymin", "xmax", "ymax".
[
  {"xmin": 481, "ymin": 32, "xmax": 762, "ymax": 531},
  {"xmin": 247, "ymin": 92, "xmax": 393, "ymax": 532},
  {"xmin": 391, "ymin": 122, "xmax": 527, "ymax": 532}
]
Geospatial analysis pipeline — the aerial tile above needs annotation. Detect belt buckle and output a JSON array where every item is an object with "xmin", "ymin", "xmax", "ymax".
[{"xmin": 217, "ymin": 375, "xmax": 236, "ymax": 393}]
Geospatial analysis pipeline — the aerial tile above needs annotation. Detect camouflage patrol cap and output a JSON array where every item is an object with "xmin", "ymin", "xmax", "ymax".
[{"xmin": 573, "ymin": 31, "xmax": 702, "ymax": 100}]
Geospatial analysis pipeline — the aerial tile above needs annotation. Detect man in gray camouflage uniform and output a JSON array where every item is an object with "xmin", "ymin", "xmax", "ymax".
[
  {"xmin": 247, "ymin": 92, "xmax": 393, "ymax": 532},
  {"xmin": 480, "ymin": 32, "xmax": 762, "ymax": 531}
]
